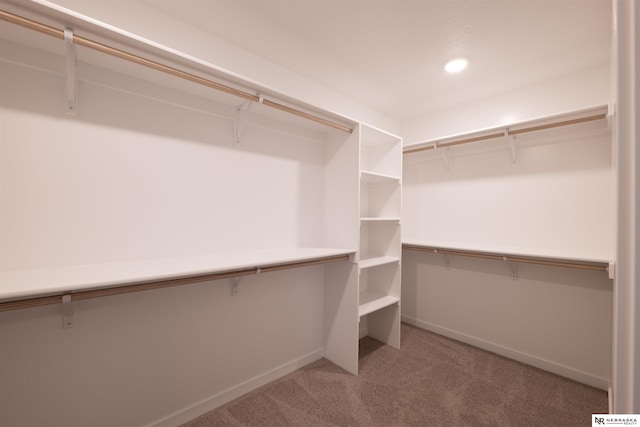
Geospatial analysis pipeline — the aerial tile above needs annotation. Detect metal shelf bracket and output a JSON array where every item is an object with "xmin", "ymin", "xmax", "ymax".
[
  {"xmin": 62, "ymin": 293, "xmax": 75, "ymax": 328},
  {"xmin": 506, "ymin": 129, "xmax": 517, "ymax": 164},
  {"xmin": 434, "ymin": 249, "xmax": 451, "ymax": 270},
  {"xmin": 435, "ymin": 142, "xmax": 451, "ymax": 172},
  {"xmin": 231, "ymin": 277, "xmax": 240, "ymax": 296},
  {"xmin": 233, "ymin": 95, "xmax": 263, "ymax": 144},
  {"xmin": 64, "ymin": 28, "xmax": 77, "ymax": 115},
  {"xmin": 234, "ymin": 99, "xmax": 252, "ymax": 144}
]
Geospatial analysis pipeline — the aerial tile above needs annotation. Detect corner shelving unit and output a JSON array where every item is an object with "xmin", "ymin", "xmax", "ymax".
[{"xmin": 358, "ymin": 124, "xmax": 402, "ymax": 348}]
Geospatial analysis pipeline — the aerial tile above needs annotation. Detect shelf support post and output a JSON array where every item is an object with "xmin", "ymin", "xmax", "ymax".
[{"xmin": 64, "ymin": 28, "xmax": 77, "ymax": 115}]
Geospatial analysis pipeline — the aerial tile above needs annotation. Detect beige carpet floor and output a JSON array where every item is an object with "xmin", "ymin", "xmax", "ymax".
[{"xmin": 182, "ymin": 323, "xmax": 607, "ymax": 426}]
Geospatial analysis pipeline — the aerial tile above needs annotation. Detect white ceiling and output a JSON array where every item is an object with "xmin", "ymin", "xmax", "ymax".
[
  {"xmin": 8, "ymin": 0, "xmax": 611, "ymax": 123},
  {"xmin": 136, "ymin": 0, "xmax": 612, "ymax": 122}
]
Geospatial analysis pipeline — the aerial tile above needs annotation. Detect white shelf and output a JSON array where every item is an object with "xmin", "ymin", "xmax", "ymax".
[
  {"xmin": 360, "ymin": 170, "xmax": 400, "ymax": 184},
  {"xmin": 402, "ymin": 237, "xmax": 613, "ymax": 265},
  {"xmin": 361, "ymin": 217, "xmax": 400, "ymax": 222},
  {"xmin": 359, "ymin": 256, "xmax": 400, "ymax": 270},
  {"xmin": 0, "ymin": 247, "xmax": 356, "ymax": 301},
  {"xmin": 403, "ymin": 104, "xmax": 610, "ymax": 152},
  {"xmin": 358, "ymin": 292, "xmax": 400, "ymax": 317}
]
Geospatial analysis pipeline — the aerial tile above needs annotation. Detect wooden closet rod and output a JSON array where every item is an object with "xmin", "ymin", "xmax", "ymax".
[
  {"xmin": 0, "ymin": 254, "xmax": 351, "ymax": 312},
  {"xmin": 0, "ymin": 9, "xmax": 353, "ymax": 134},
  {"xmin": 403, "ymin": 112, "xmax": 607, "ymax": 155},
  {"xmin": 402, "ymin": 244, "xmax": 609, "ymax": 273}
]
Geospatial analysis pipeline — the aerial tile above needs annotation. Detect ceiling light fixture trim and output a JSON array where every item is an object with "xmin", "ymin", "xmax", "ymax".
[{"xmin": 444, "ymin": 58, "xmax": 468, "ymax": 73}]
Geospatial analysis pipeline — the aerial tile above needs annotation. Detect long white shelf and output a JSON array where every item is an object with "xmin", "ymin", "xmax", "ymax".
[
  {"xmin": 359, "ymin": 256, "xmax": 400, "ymax": 270},
  {"xmin": 403, "ymin": 104, "xmax": 610, "ymax": 154},
  {"xmin": 358, "ymin": 292, "xmax": 400, "ymax": 317},
  {"xmin": 402, "ymin": 238, "xmax": 613, "ymax": 276},
  {"xmin": 0, "ymin": 247, "xmax": 356, "ymax": 305},
  {"xmin": 360, "ymin": 217, "xmax": 400, "ymax": 222}
]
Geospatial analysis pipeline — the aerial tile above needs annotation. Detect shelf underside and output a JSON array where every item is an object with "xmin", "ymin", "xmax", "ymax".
[{"xmin": 359, "ymin": 256, "xmax": 400, "ymax": 269}]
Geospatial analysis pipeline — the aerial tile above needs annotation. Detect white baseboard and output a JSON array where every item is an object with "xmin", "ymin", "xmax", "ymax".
[
  {"xmin": 401, "ymin": 315, "xmax": 609, "ymax": 391},
  {"xmin": 147, "ymin": 348, "xmax": 324, "ymax": 427}
]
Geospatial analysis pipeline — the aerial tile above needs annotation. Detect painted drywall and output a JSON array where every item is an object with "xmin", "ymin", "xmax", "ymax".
[
  {"xmin": 402, "ymin": 63, "xmax": 610, "ymax": 145},
  {"xmin": 0, "ymin": 268, "xmax": 326, "ymax": 427},
  {"xmin": 402, "ymin": 249, "xmax": 612, "ymax": 388},
  {"xmin": 0, "ymin": 39, "xmax": 326, "ymax": 270},
  {"xmin": 403, "ymin": 120, "xmax": 615, "ymax": 260},
  {"xmin": 0, "ymin": 37, "xmax": 334, "ymax": 426},
  {"xmin": 400, "ymin": 64, "xmax": 615, "ymax": 388}
]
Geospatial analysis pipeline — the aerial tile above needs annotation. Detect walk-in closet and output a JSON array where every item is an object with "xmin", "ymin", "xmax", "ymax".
[{"xmin": 1, "ymin": 0, "xmax": 637, "ymax": 426}]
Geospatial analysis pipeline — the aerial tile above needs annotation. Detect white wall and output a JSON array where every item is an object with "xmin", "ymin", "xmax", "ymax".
[
  {"xmin": 403, "ymin": 120, "xmax": 615, "ymax": 260},
  {"xmin": 0, "ymin": 36, "xmax": 335, "ymax": 426},
  {"xmin": 0, "ymin": 39, "xmax": 326, "ymax": 270},
  {"xmin": 402, "ymin": 63, "xmax": 610, "ymax": 144},
  {"xmin": 402, "ymin": 250, "xmax": 613, "ymax": 388},
  {"xmin": 0, "ymin": 268, "xmax": 326, "ymax": 427},
  {"xmin": 400, "ymin": 64, "xmax": 614, "ymax": 388}
]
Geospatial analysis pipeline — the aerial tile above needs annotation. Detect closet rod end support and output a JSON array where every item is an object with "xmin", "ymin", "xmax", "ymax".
[{"xmin": 607, "ymin": 262, "xmax": 616, "ymax": 280}]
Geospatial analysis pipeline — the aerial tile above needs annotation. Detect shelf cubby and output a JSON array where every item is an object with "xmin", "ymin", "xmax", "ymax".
[
  {"xmin": 360, "ymin": 126, "xmax": 402, "ymax": 177},
  {"xmin": 357, "ymin": 124, "xmax": 402, "ymax": 354},
  {"xmin": 360, "ymin": 179, "xmax": 401, "ymax": 219},
  {"xmin": 359, "ymin": 220, "xmax": 401, "ymax": 261}
]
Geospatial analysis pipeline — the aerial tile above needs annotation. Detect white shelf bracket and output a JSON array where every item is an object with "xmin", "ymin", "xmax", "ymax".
[
  {"xmin": 444, "ymin": 253, "xmax": 451, "ymax": 270},
  {"xmin": 435, "ymin": 142, "xmax": 451, "ymax": 172},
  {"xmin": 231, "ymin": 277, "xmax": 240, "ymax": 296},
  {"xmin": 233, "ymin": 95, "xmax": 262, "ymax": 144},
  {"xmin": 434, "ymin": 249, "xmax": 451, "ymax": 270},
  {"xmin": 504, "ymin": 257, "xmax": 518, "ymax": 280},
  {"xmin": 61, "ymin": 293, "xmax": 75, "ymax": 328},
  {"xmin": 64, "ymin": 28, "xmax": 77, "ymax": 115},
  {"xmin": 506, "ymin": 129, "xmax": 517, "ymax": 164},
  {"xmin": 234, "ymin": 100, "xmax": 252, "ymax": 144}
]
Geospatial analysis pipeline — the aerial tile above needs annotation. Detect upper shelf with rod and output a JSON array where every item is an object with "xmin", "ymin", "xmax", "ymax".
[
  {"xmin": 0, "ymin": 3, "xmax": 354, "ymax": 134},
  {"xmin": 403, "ymin": 104, "xmax": 611, "ymax": 156}
]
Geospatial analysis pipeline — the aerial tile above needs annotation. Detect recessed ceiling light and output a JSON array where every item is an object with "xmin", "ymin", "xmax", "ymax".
[{"xmin": 445, "ymin": 58, "xmax": 468, "ymax": 73}]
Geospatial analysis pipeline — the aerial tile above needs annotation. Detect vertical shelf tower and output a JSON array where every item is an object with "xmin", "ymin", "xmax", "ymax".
[
  {"xmin": 323, "ymin": 123, "xmax": 402, "ymax": 375},
  {"xmin": 358, "ymin": 124, "xmax": 402, "ymax": 349}
]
